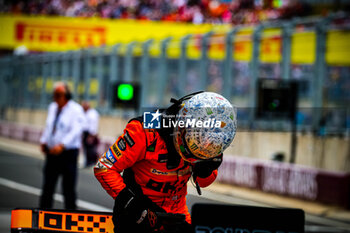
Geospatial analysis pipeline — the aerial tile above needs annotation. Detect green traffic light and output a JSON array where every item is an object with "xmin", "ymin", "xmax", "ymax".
[
  {"xmin": 269, "ymin": 102, "xmax": 277, "ymax": 110},
  {"xmin": 268, "ymin": 99, "xmax": 280, "ymax": 110},
  {"xmin": 118, "ymin": 84, "xmax": 134, "ymax": 101}
]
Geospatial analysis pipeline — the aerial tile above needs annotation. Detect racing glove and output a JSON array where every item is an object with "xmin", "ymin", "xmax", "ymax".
[
  {"xmin": 114, "ymin": 187, "xmax": 148, "ymax": 224},
  {"xmin": 192, "ymin": 154, "xmax": 223, "ymax": 179},
  {"xmin": 113, "ymin": 187, "xmax": 162, "ymax": 232}
]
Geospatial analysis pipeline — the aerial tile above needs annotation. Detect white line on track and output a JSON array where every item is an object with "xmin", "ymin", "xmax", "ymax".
[{"xmin": 0, "ymin": 177, "xmax": 112, "ymax": 212}]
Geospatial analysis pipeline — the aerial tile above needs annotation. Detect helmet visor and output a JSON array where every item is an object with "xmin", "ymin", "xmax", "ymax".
[{"xmin": 174, "ymin": 130, "xmax": 204, "ymax": 163}]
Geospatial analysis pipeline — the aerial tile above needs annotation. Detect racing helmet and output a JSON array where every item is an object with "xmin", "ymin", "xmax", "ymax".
[{"xmin": 173, "ymin": 92, "xmax": 237, "ymax": 163}]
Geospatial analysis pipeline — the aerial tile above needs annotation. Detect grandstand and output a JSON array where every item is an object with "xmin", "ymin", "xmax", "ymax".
[{"xmin": 1, "ymin": 0, "xmax": 349, "ymax": 24}]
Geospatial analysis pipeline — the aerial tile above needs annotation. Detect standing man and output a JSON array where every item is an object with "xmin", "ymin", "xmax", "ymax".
[
  {"xmin": 39, "ymin": 82, "xmax": 85, "ymax": 210},
  {"xmin": 81, "ymin": 101, "xmax": 100, "ymax": 167}
]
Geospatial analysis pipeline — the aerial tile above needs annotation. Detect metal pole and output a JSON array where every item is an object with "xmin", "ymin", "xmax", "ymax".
[
  {"xmin": 0, "ymin": 58, "xmax": 7, "ymax": 119},
  {"xmin": 40, "ymin": 54, "xmax": 50, "ymax": 108},
  {"xmin": 282, "ymin": 22, "xmax": 297, "ymax": 163},
  {"xmin": 51, "ymin": 53, "xmax": 58, "ymax": 87},
  {"xmin": 178, "ymin": 35, "xmax": 191, "ymax": 97},
  {"xmin": 278, "ymin": 22, "xmax": 294, "ymax": 162},
  {"xmin": 290, "ymin": 112, "xmax": 298, "ymax": 163},
  {"xmin": 157, "ymin": 37, "xmax": 171, "ymax": 106},
  {"xmin": 0, "ymin": 59, "xmax": 4, "ymax": 111},
  {"xmin": 140, "ymin": 40, "xmax": 153, "ymax": 110},
  {"xmin": 223, "ymin": 28, "xmax": 239, "ymax": 100},
  {"xmin": 96, "ymin": 47, "xmax": 105, "ymax": 109},
  {"xmin": 124, "ymin": 42, "xmax": 136, "ymax": 82},
  {"xmin": 56, "ymin": 52, "xmax": 63, "ymax": 81},
  {"xmin": 30, "ymin": 55, "xmax": 37, "ymax": 109},
  {"xmin": 312, "ymin": 18, "xmax": 329, "ymax": 133},
  {"xmin": 282, "ymin": 22, "xmax": 293, "ymax": 80},
  {"xmin": 199, "ymin": 32, "xmax": 213, "ymax": 91},
  {"xmin": 106, "ymin": 44, "xmax": 120, "ymax": 111},
  {"xmin": 9, "ymin": 56, "xmax": 16, "ymax": 109},
  {"xmin": 249, "ymin": 25, "xmax": 263, "ymax": 126},
  {"xmin": 109, "ymin": 44, "xmax": 120, "ymax": 83},
  {"xmin": 61, "ymin": 52, "xmax": 70, "ymax": 82},
  {"xmin": 83, "ymin": 49, "xmax": 92, "ymax": 101},
  {"xmin": 72, "ymin": 50, "xmax": 81, "ymax": 101},
  {"xmin": 34, "ymin": 55, "xmax": 42, "ymax": 108},
  {"xmin": 23, "ymin": 56, "xmax": 31, "ymax": 108}
]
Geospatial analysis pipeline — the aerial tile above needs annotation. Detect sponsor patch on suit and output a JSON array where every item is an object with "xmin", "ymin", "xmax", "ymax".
[
  {"xmin": 117, "ymin": 138, "xmax": 126, "ymax": 151},
  {"xmin": 106, "ymin": 149, "xmax": 117, "ymax": 164},
  {"xmin": 111, "ymin": 144, "xmax": 123, "ymax": 158},
  {"xmin": 124, "ymin": 131, "xmax": 135, "ymax": 147}
]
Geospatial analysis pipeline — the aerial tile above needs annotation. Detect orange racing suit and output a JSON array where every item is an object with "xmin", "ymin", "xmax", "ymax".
[{"xmin": 94, "ymin": 119, "xmax": 218, "ymax": 224}]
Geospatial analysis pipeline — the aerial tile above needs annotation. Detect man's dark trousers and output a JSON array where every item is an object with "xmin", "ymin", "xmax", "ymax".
[
  {"xmin": 40, "ymin": 149, "xmax": 79, "ymax": 210},
  {"xmin": 83, "ymin": 131, "xmax": 98, "ymax": 166}
]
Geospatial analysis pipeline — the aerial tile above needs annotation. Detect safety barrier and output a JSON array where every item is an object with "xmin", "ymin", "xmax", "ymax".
[{"xmin": 217, "ymin": 156, "xmax": 350, "ymax": 209}]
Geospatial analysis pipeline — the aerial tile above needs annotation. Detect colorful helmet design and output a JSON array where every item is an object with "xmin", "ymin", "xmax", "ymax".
[{"xmin": 173, "ymin": 92, "xmax": 237, "ymax": 163}]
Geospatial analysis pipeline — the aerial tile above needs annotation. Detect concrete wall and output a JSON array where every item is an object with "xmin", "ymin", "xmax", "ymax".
[
  {"xmin": 225, "ymin": 131, "xmax": 350, "ymax": 172},
  {"xmin": 4, "ymin": 108, "xmax": 128, "ymax": 139},
  {"xmin": 3, "ymin": 107, "xmax": 349, "ymax": 172}
]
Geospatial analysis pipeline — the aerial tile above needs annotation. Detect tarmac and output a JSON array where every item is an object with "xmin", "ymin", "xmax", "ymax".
[{"xmin": 1, "ymin": 136, "xmax": 350, "ymax": 225}]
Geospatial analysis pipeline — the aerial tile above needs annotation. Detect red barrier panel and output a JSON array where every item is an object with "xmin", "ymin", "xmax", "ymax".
[
  {"xmin": 0, "ymin": 121, "xmax": 42, "ymax": 143},
  {"xmin": 0, "ymin": 122, "xmax": 12, "ymax": 137},
  {"xmin": 260, "ymin": 163, "xmax": 318, "ymax": 200},
  {"xmin": 317, "ymin": 171, "xmax": 350, "ymax": 208},
  {"xmin": 10, "ymin": 124, "xmax": 26, "ymax": 141},
  {"xmin": 217, "ymin": 156, "xmax": 260, "ymax": 189},
  {"xmin": 218, "ymin": 156, "xmax": 350, "ymax": 209},
  {"xmin": 24, "ymin": 127, "xmax": 42, "ymax": 144}
]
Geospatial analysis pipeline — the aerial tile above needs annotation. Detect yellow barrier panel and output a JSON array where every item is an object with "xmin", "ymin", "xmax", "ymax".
[
  {"xmin": 77, "ymin": 82, "xmax": 85, "ymax": 95},
  {"xmin": 187, "ymin": 35, "xmax": 202, "ymax": 60},
  {"xmin": 326, "ymin": 29, "xmax": 350, "ymax": 66},
  {"xmin": 259, "ymin": 28, "xmax": 282, "ymax": 63},
  {"xmin": 46, "ymin": 79, "xmax": 54, "ymax": 92},
  {"xmin": 233, "ymin": 27, "xmax": 253, "ymax": 62},
  {"xmin": 291, "ymin": 31, "xmax": 316, "ymax": 64},
  {"xmin": 167, "ymin": 38, "xmax": 182, "ymax": 59},
  {"xmin": 89, "ymin": 79, "xmax": 99, "ymax": 95},
  {"xmin": 149, "ymin": 39, "xmax": 162, "ymax": 58},
  {"xmin": 208, "ymin": 33, "xmax": 226, "ymax": 60}
]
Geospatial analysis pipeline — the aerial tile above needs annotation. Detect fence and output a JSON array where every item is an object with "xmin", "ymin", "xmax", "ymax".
[{"xmin": 0, "ymin": 14, "xmax": 349, "ymax": 134}]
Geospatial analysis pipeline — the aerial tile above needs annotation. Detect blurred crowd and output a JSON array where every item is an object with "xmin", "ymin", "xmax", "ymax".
[{"xmin": 1, "ymin": 0, "xmax": 314, "ymax": 25}]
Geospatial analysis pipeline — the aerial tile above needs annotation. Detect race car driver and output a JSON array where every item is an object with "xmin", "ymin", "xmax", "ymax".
[{"xmin": 94, "ymin": 91, "xmax": 237, "ymax": 233}]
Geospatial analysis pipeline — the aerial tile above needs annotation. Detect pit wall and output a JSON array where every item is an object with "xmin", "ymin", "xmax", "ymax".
[{"xmin": 1, "ymin": 107, "xmax": 349, "ymax": 209}]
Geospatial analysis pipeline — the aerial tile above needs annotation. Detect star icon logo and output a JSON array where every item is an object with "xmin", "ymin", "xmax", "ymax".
[
  {"xmin": 143, "ymin": 110, "xmax": 162, "ymax": 129},
  {"xmin": 150, "ymin": 109, "xmax": 162, "ymax": 122}
]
